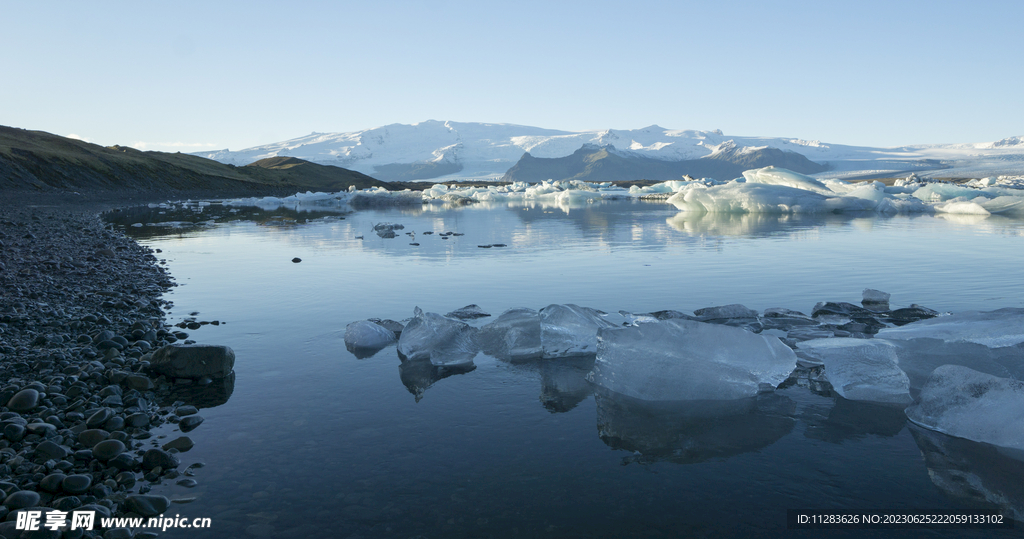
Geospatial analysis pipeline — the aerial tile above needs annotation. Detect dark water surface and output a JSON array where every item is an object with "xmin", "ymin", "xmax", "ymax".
[{"xmin": 107, "ymin": 199, "xmax": 1024, "ymax": 538}]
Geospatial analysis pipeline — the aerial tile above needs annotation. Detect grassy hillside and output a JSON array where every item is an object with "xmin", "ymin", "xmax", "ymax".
[{"xmin": 0, "ymin": 126, "xmax": 390, "ymax": 194}]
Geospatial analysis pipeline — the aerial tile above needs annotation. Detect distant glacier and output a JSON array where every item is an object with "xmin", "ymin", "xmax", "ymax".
[{"xmin": 193, "ymin": 120, "xmax": 1024, "ymax": 182}]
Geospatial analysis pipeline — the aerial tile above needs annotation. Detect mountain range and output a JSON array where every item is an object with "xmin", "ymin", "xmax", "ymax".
[{"xmin": 194, "ymin": 120, "xmax": 1024, "ymax": 182}]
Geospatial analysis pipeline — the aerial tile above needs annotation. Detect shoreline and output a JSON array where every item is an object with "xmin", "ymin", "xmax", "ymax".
[{"xmin": 0, "ymin": 196, "xmax": 223, "ymax": 535}]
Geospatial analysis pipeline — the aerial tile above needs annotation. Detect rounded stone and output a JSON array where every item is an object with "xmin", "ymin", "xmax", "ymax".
[
  {"xmin": 125, "ymin": 495, "xmax": 170, "ymax": 518},
  {"xmin": 103, "ymin": 416, "xmax": 125, "ymax": 431},
  {"xmin": 92, "ymin": 439, "xmax": 126, "ymax": 461},
  {"xmin": 39, "ymin": 473, "xmax": 67, "ymax": 493},
  {"xmin": 3, "ymin": 490, "xmax": 41, "ymax": 510},
  {"xmin": 86, "ymin": 408, "xmax": 113, "ymax": 429},
  {"xmin": 61, "ymin": 474, "xmax": 93, "ymax": 495},
  {"xmin": 178, "ymin": 415, "xmax": 204, "ymax": 433},
  {"xmin": 6, "ymin": 389, "xmax": 39, "ymax": 413},
  {"xmin": 3, "ymin": 423, "xmax": 25, "ymax": 442},
  {"xmin": 78, "ymin": 429, "xmax": 110, "ymax": 447},
  {"xmin": 109, "ymin": 453, "xmax": 140, "ymax": 472},
  {"xmin": 125, "ymin": 413, "xmax": 150, "ymax": 428},
  {"xmin": 141, "ymin": 448, "xmax": 179, "ymax": 470},
  {"xmin": 161, "ymin": 436, "xmax": 194, "ymax": 452},
  {"xmin": 35, "ymin": 440, "xmax": 68, "ymax": 460}
]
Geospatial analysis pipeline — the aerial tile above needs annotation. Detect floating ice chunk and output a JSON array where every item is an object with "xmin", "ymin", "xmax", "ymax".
[
  {"xmin": 344, "ymin": 320, "xmax": 396, "ymax": 351},
  {"xmin": 888, "ymin": 338, "xmax": 1017, "ymax": 393},
  {"xmin": 477, "ymin": 308, "xmax": 543, "ymax": 360},
  {"xmin": 796, "ymin": 338, "xmax": 912, "ymax": 404},
  {"xmin": 742, "ymin": 167, "xmax": 837, "ymax": 195},
  {"xmin": 397, "ymin": 307, "xmax": 479, "ymax": 366},
  {"xmin": 539, "ymin": 304, "xmax": 619, "ymax": 358},
  {"xmin": 587, "ymin": 319, "xmax": 797, "ymax": 401},
  {"xmin": 877, "ymin": 308, "xmax": 1024, "ymax": 348},
  {"xmin": 668, "ymin": 182, "xmax": 832, "ymax": 214},
  {"xmin": 906, "ymin": 365, "xmax": 1024, "ymax": 452}
]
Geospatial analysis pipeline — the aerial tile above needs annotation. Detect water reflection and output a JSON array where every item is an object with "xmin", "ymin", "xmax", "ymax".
[
  {"xmin": 594, "ymin": 389, "xmax": 796, "ymax": 464},
  {"xmin": 909, "ymin": 423, "xmax": 1024, "ymax": 520},
  {"xmin": 397, "ymin": 360, "xmax": 475, "ymax": 402},
  {"xmin": 802, "ymin": 397, "xmax": 907, "ymax": 443},
  {"xmin": 161, "ymin": 371, "xmax": 236, "ymax": 409},
  {"xmin": 105, "ymin": 202, "xmax": 352, "ymax": 240}
]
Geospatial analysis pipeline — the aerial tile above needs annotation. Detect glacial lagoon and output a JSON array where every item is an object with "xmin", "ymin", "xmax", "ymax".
[{"xmin": 107, "ymin": 196, "xmax": 1024, "ymax": 538}]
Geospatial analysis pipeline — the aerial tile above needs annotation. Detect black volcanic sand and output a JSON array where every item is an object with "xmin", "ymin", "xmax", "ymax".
[{"xmin": 0, "ymin": 195, "xmax": 223, "ymax": 537}]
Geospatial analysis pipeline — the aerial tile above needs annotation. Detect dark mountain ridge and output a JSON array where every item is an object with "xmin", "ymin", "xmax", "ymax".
[
  {"xmin": 0, "ymin": 126, "xmax": 390, "ymax": 194},
  {"xmin": 501, "ymin": 143, "xmax": 828, "ymax": 183}
]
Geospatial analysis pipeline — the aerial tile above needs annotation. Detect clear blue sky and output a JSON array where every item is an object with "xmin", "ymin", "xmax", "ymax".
[{"xmin": 3, "ymin": 0, "xmax": 1021, "ymax": 152}]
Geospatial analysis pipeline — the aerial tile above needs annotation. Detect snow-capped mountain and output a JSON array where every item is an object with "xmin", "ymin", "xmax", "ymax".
[{"xmin": 193, "ymin": 120, "xmax": 1024, "ymax": 181}]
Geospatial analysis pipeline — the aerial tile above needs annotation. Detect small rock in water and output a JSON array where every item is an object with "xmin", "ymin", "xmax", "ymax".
[
  {"xmin": 694, "ymin": 304, "xmax": 759, "ymax": 320},
  {"xmin": 444, "ymin": 304, "xmax": 491, "ymax": 320},
  {"xmin": 292, "ymin": 257, "xmax": 302, "ymax": 263},
  {"xmin": 179, "ymin": 415, "xmax": 204, "ymax": 432},
  {"xmin": 861, "ymin": 288, "xmax": 891, "ymax": 311},
  {"xmin": 125, "ymin": 495, "xmax": 171, "ymax": 518},
  {"xmin": 163, "ymin": 436, "xmax": 195, "ymax": 452}
]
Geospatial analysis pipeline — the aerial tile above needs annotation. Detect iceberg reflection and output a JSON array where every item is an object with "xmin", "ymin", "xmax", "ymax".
[
  {"xmin": 909, "ymin": 423, "xmax": 1024, "ymax": 521},
  {"xmin": 594, "ymin": 389, "xmax": 795, "ymax": 464}
]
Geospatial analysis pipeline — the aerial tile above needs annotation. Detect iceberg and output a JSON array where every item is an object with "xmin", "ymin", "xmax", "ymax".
[
  {"xmin": 796, "ymin": 339, "xmax": 912, "ymax": 405},
  {"xmin": 476, "ymin": 307, "xmax": 543, "ymax": 361},
  {"xmin": 587, "ymin": 319, "xmax": 797, "ymax": 401},
  {"xmin": 906, "ymin": 365, "xmax": 1024, "ymax": 453},
  {"xmin": 539, "ymin": 304, "xmax": 619, "ymax": 358},
  {"xmin": 877, "ymin": 308, "xmax": 1024, "ymax": 348},
  {"xmin": 397, "ymin": 307, "xmax": 479, "ymax": 366},
  {"xmin": 742, "ymin": 166, "xmax": 837, "ymax": 195}
]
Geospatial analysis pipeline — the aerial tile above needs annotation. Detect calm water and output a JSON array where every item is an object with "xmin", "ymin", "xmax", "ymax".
[{"xmin": 107, "ymin": 199, "xmax": 1024, "ymax": 538}]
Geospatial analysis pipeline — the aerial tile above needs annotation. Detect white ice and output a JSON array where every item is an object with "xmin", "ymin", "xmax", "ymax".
[
  {"xmin": 906, "ymin": 365, "xmax": 1024, "ymax": 452},
  {"xmin": 877, "ymin": 308, "xmax": 1024, "ymax": 348},
  {"xmin": 796, "ymin": 339, "xmax": 912, "ymax": 405},
  {"xmin": 344, "ymin": 320, "xmax": 396, "ymax": 350},
  {"xmin": 539, "ymin": 304, "xmax": 620, "ymax": 358},
  {"xmin": 586, "ymin": 319, "xmax": 797, "ymax": 401},
  {"xmin": 397, "ymin": 307, "xmax": 479, "ymax": 366}
]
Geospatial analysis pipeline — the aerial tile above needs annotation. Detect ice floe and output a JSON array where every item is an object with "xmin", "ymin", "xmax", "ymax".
[
  {"xmin": 223, "ymin": 165, "xmax": 1024, "ymax": 216},
  {"xmin": 397, "ymin": 307, "xmax": 479, "ymax": 366},
  {"xmin": 906, "ymin": 365, "xmax": 1024, "ymax": 453},
  {"xmin": 796, "ymin": 339, "xmax": 912, "ymax": 405},
  {"xmin": 587, "ymin": 318, "xmax": 797, "ymax": 401}
]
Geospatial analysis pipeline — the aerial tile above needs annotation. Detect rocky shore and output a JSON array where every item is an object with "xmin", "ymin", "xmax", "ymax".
[{"xmin": 0, "ymin": 197, "xmax": 223, "ymax": 538}]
